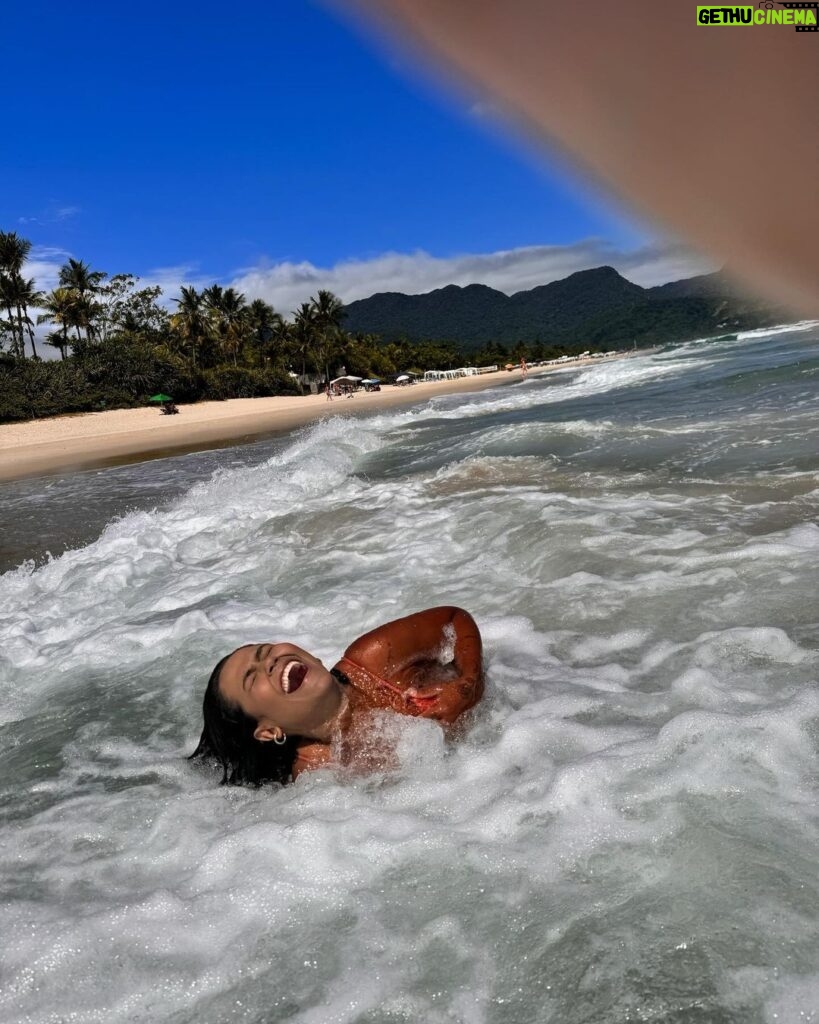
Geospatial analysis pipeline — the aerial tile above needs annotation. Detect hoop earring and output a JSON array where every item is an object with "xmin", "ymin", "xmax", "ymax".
[{"xmin": 273, "ymin": 732, "xmax": 287, "ymax": 746}]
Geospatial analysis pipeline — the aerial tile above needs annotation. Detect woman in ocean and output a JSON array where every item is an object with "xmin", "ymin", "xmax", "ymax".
[{"xmin": 191, "ymin": 606, "xmax": 484, "ymax": 785}]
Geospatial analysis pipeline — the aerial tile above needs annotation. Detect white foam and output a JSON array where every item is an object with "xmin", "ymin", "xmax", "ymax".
[
  {"xmin": 2, "ymin": 340, "xmax": 819, "ymax": 1022},
  {"xmin": 737, "ymin": 319, "xmax": 819, "ymax": 340}
]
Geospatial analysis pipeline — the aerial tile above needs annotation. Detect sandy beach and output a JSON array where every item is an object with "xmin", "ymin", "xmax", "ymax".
[{"xmin": 0, "ymin": 359, "xmax": 614, "ymax": 482}]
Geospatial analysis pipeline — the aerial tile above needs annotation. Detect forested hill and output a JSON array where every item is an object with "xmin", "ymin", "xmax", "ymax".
[{"xmin": 343, "ymin": 266, "xmax": 781, "ymax": 350}]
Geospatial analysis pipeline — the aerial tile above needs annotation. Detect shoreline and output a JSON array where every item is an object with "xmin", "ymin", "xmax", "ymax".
[{"xmin": 0, "ymin": 357, "xmax": 623, "ymax": 483}]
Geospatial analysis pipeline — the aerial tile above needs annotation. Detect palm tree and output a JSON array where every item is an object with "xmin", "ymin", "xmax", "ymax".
[
  {"xmin": 0, "ymin": 231, "xmax": 32, "ymax": 357},
  {"xmin": 310, "ymin": 289, "xmax": 345, "ymax": 384},
  {"xmin": 270, "ymin": 316, "xmax": 294, "ymax": 375},
  {"xmin": 218, "ymin": 287, "xmax": 248, "ymax": 366},
  {"xmin": 58, "ymin": 257, "xmax": 106, "ymax": 296},
  {"xmin": 38, "ymin": 287, "xmax": 76, "ymax": 359},
  {"xmin": 291, "ymin": 302, "xmax": 316, "ymax": 385},
  {"xmin": 0, "ymin": 231, "xmax": 30, "ymax": 273},
  {"xmin": 58, "ymin": 258, "xmax": 106, "ymax": 342},
  {"xmin": 201, "ymin": 284, "xmax": 225, "ymax": 364},
  {"xmin": 0, "ymin": 272, "xmax": 22, "ymax": 356},
  {"xmin": 247, "ymin": 299, "xmax": 284, "ymax": 364},
  {"xmin": 170, "ymin": 286, "xmax": 206, "ymax": 368},
  {"xmin": 311, "ymin": 289, "xmax": 344, "ymax": 329},
  {"xmin": 202, "ymin": 285, "xmax": 248, "ymax": 366},
  {"xmin": 43, "ymin": 331, "xmax": 70, "ymax": 360},
  {"xmin": 0, "ymin": 272, "xmax": 42, "ymax": 358},
  {"xmin": 201, "ymin": 283, "xmax": 224, "ymax": 312},
  {"xmin": 13, "ymin": 276, "xmax": 44, "ymax": 358}
]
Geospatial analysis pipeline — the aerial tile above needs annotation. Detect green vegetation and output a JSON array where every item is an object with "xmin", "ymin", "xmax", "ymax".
[
  {"xmin": 0, "ymin": 233, "xmax": 375, "ymax": 422},
  {"xmin": 0, "ymin": 231, "xmax": 783, "ymax": 424}
]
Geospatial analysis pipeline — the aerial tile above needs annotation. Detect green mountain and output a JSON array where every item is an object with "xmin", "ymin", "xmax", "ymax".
[{"xmin": 343, "ymin": 266, "xmax": 782, "ymax": 351}]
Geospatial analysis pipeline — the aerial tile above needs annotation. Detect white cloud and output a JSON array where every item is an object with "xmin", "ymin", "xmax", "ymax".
[
  {"xmin": 225, "ymin": 238, "xmax": 715, "ymax": 315},
  {"xmin": 17, "ymin": 203, "xmax": 81, "ymax": 227},
  {"xmin": 142, "ymin": 263, "xmax": 212, "ymax": 300},
  {"xmin": 54, "ymin": 205, "xmax": 80, "ymax": 221},
  {"xmin": 23, "ymin": 246, "xmax": 72, "ymax": 292}
]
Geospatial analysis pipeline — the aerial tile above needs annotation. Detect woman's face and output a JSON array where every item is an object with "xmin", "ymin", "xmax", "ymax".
[{"xmin": 218, "ymin": 643, "xmax": 343, "ymax": 741}]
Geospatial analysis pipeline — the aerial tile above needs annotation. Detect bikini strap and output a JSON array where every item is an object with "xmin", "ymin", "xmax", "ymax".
[
  {"xmin": 337, "ymin": 656, "xmax": 405, "ymax": 697},
  {"xmin": 336, "ymin": 656, "xmax": 439, "ymax": 710}
]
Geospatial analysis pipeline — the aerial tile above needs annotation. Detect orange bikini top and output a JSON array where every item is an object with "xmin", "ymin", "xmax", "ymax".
[{"xmin": 334, "ymin": 656, "xmax": 439, "ymax": 712}]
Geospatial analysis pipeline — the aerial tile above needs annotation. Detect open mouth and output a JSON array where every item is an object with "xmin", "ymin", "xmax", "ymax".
[{"xmin": 281, "ymin": 660, "xmax": 308, "ymax": 694}]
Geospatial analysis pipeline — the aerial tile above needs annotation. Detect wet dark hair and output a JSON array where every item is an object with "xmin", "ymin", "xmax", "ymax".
[{"xmin": 189, "ymin": 653, "xmax": 297, "ymax": 786}]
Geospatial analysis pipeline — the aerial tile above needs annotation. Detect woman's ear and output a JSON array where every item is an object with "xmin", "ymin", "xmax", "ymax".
[{"xmin": 254, "ymin": 724, "xmax": 283, "ymax": 743}]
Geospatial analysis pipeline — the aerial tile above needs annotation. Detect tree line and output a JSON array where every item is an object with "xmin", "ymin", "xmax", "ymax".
[{"xmin": 0, "ymin": 229, "xmax": 583, "ymax": 423}]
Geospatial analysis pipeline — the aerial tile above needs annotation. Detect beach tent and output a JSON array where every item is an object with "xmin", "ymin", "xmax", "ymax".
[{"xmin": 330, "ymin": 375, "xmax": 362, "ymax": 385}]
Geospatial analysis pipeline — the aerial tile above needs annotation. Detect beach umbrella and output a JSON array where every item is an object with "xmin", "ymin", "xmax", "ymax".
[
  {"xmin": 395, "ymin": 374, "xmax": 410, "ymax": 382},
  {"xmin": 148, "ymin": 393, "xmax": 173, "ymax": 403}
]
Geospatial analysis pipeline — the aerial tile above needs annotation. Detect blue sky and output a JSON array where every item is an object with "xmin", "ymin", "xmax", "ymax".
[{"xmin": 3, "ymin": 0, "xmax": 710, "ymax": 313}]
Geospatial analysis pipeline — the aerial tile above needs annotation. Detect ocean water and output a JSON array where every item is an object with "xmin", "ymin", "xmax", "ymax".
[{"xmin": 1, "ymin": 325, "xmax": 819, "ymax": 1024}]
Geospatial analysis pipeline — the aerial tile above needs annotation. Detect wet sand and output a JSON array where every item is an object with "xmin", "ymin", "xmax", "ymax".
[{"xmin": 0, "ymin": 359, "xmax": 619, "ymax": 482}]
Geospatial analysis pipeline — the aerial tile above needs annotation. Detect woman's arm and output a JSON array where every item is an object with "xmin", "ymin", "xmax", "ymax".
[{"xmin": 343, "ymin": 606, "xmax": 484, "ymax": 723}]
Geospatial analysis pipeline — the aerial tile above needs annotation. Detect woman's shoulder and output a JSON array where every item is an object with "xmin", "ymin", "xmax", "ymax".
[{"xmin": 344, "ymin": 607, "xmax": 469, "ymax": 655}]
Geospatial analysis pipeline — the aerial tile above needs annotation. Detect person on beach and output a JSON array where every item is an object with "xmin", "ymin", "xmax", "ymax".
[{"xmin": 191, "ymin": 606, "xmax": 484, "ymax": 785}]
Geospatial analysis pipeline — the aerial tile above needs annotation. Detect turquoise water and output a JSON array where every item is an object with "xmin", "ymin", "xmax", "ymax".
[{"xmin": 1, "ymin": 323, "xmax": 818, "ymax": 1023}]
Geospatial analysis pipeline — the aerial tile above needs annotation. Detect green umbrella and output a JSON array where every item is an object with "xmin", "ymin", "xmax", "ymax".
[{"xmin": 148, "ymin": 393, "xmax": 173, "ymax": 403}]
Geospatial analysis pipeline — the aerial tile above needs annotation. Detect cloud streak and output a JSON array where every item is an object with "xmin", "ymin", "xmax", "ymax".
[{"xmin": 17, "ymin": 203, "xmax": 81, "ymax": 227}]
